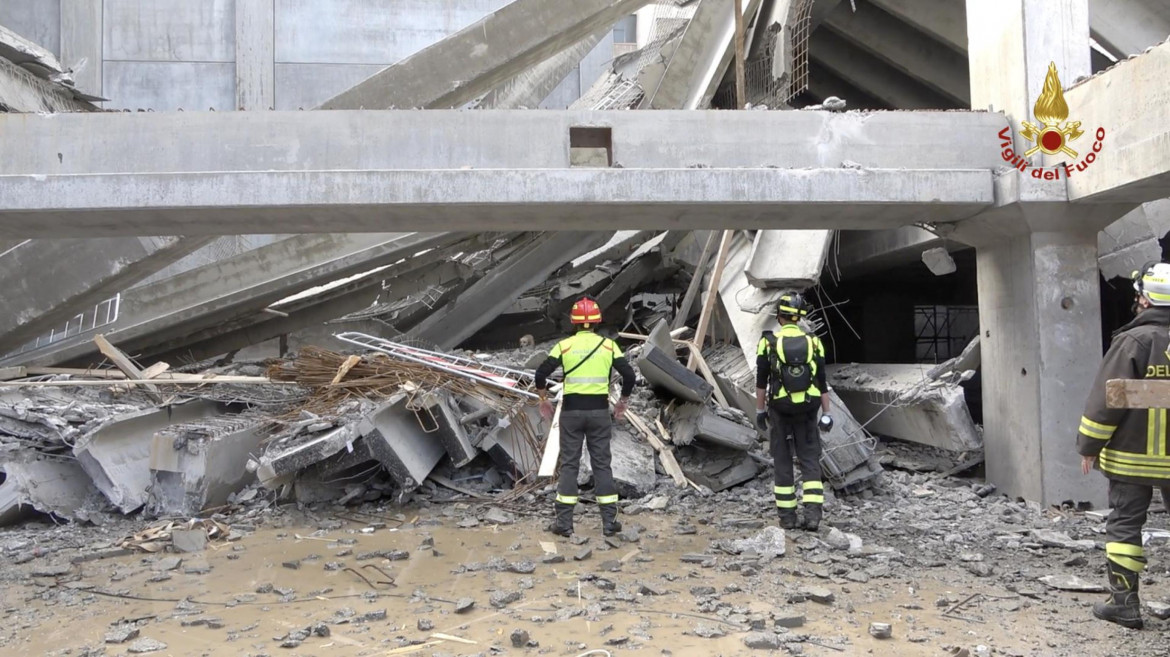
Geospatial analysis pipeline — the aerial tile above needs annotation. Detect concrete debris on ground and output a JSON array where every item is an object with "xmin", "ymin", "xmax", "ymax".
[{"xmin": 0, "ymin": 229, "xmax": 895, "ymax": 529}]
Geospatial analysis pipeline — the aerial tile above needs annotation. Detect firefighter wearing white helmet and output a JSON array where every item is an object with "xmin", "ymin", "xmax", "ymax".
[{"xmin": 1077, "ymin": 261, "xmax": 1170, "ymax": 629}]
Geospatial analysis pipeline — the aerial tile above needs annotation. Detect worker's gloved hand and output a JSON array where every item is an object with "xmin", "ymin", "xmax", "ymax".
[
  {"xmin": 756, "ymin": 410, "xmax": 768, "ymax": 431},
  {"xmin": 818, "ymin": 414, "xmax": 834, "ymax": 433},
  {"xmin": 613, "ymin": 398, "xmax": 629, "ymax": 422},
  {"xmin": 539, "ymin": 398, "xmax": 554, "ymax": 420}
]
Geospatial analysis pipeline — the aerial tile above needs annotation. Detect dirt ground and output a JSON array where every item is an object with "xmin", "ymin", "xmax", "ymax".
[{"xmin": 2, "ymin": 482, "xmax": 1169, "ymax": 657}]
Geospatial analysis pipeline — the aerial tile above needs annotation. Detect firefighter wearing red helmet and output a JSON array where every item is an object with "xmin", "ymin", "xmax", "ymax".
[{"xmin": 534, "ymin": 297, "xmax": 636, "ymax": 537}]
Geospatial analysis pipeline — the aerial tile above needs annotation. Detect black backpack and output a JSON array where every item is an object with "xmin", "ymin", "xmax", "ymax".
[{"xmin": 763, "ymin": 330, "xmax": 815, "ymax": 408}]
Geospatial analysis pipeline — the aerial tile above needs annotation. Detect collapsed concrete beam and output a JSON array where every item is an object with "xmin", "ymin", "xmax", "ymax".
[
  {"xmin": 668, "ymin": 403, "xmax": 755, "ymax": 451},
  {"xmin": 745, "ymin": 230, "xmax": 832, "ymax": 289},
  {"xmin": 716, "ymin": 232, "xmax": 785, "ymax": 367},
  {"xmin": 637, "ymin": 344, "xmax": 714, "ymax": 404},
  {"xmin": 0, "ymin": 237, "xmax": 208, "ymax": 354},
  {"xmin": 320, "ymin": 0, "xmax": 652, "ymax": 109},
  {"xmin": 481, "ymin": 407, "xmax": 542, "ymax": 480},
  {"xmin": 360, "ymin": 395, "xmax": 446, "ymax": 491},
  {"xmin": 148, "ymin": 415, "xmax": 268, "ymax": 516},
  {"xmin": 1097, "ymin": 199, "xmax": 1170, "ymax": 280},
  {"xmin": 832, "ymin": 227, "xmax": 950, "ymax": 278},
  {"xmin": 0, "ymin": 55, "xmax": 94, "ymax": 112},
  {"xmin": 4, "ymin": 232, "xmax": 462, "ymax": 368},
  {"xmin": 411, "ymin": 232, "xmax": 613, "ymax": 350},
  {"xmin": 0, "ymin": 458, "xmax": 98, "ymax": 523},
  {"xmin": 1089, "ymin": 0, "xmax": 1170, "ymax": 58},
  {"xmin": 477, "ymin": 31, "xmax": 608, "ymax": 109},
  {"xmin": 680, "ymin": 447, "xmax": 761, "ymax": 493},
  {"xmin": 644, "ymin": 0, "xmax": 764, "ymax": 109},
  {"xmin": 73, "ymin": 401, "xmax": 225, "ymax": 513},
  {"xmin": 255, "ymin": 422, "xmax": 365, "ymax": 488},
  {"xmin": 578, "ymin": 426, "xmax": 657, "ymax": 498},
  {"xmin": 828, "ymin": 363, "xmax": 981, "ymax": 452}
]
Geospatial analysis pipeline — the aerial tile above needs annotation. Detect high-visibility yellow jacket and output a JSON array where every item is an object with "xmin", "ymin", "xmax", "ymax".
[
  {"xmin": 535, "ymin": 330, "xmax": 636, "ymax": 411},
  {"xmin": 1078, "ymin": 307, "xmax": 1170, "ymax": 485}
]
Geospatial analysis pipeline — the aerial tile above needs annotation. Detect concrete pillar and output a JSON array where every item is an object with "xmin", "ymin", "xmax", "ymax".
[
  {"xmin": 966, "ymin": 0, "xmax": 1106, "ymax": 506},
  {"xmin": 235, "ymin": 0, "xmax": 275, "ymax": 110},
  {"xmin": 976, "ymin": 232, "xmax": 1104, "ymax": 506},
  {"xmin": 59, "ymin": 0, "xmax": 102, "ymax": 99}
]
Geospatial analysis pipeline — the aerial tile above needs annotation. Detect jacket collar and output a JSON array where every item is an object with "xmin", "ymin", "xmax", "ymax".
[{"xmin": 1114, "ymin": 306, "xmax": 1170, "ymax": 338}]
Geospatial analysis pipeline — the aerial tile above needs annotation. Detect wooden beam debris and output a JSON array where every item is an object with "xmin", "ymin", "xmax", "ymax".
[{"xmin": 94, "ymin": 334, "xmax": 162, "ymax": 402}]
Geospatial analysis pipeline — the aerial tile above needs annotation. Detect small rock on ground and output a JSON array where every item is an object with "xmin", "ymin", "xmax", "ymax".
[
  {"xmin": 510, "ymin": 628, "xmax": 530, "ymax": 647},
  {"xmin": 104, "ymin": 625, "xmax": 140, "ymax": 644},
  {"xmin": 869, "ymin": 622, "xmax": 892, "ymax": 639},
  {"xmin": 126, "ymin": 638, "xmax": 167, "ymax": 654},
  {"xmin": 455, "ymin": 598, "xmax": 475, "ymax": 614},
  {"xmin": 743, "ymin": 632, "xmax": 782, "ymax": 649}
]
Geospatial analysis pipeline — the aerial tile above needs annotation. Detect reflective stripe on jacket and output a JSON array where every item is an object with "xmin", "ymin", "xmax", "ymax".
[
  {"xmin": 1078, "ymin": 307, "xmax": 1170, "ymax": 485},
  {"xmin": 550, "ymin": 331, "xmax": 622, "ymax": 396}
]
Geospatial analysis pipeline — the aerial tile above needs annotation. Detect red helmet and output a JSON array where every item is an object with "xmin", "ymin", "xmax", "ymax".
[{"xmin": 570, "ymin": 298, "xmax": 602, "ymax": 325}]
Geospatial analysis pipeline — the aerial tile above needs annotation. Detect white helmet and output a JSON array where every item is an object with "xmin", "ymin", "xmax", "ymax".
[{"xmin": 1133, "ymin": 262, "xmax": 1170, "ymax": 306}]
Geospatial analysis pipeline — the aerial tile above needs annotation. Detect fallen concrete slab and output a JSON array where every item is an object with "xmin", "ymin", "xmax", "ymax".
[
  {"xmin": 637, "ymin": 344, "xmax": 713, "ymax": 404},
  {"xmin": 481, "ymin": 407, "xmax": 542, "ymax": 481},
  {"xmin": 254, "ymin": 420, "xmax": 367, "ymax": 488},
  {"xmin": 0, "ymin": 457, "xmax": 99, "ymax": 524},
  {"xmin": 744, "ymin": 230, "xmax": 832, "ymax": 289},
  {"xmin": 668, "ymin": 403, "xmax": 756, "ymax": 451},
  {"xmin": 828, "ymin": 363, "xmax": 982, "ymax": 452},
  {"xmin": 714, "ymin": 233, "xmax": 786, "ymax": 367},
  {"xmin": 148, "ymin": 415, "xmax": 268, "ymax": 516},
  {"xmin": 578, "ymin": 426, "xmax": 657, "ymax": 498},
  {"xmin": 73, "ymin": 401, "xmax": 226, "ymax": 513},
  {"xmin": 361, "ymin": 395, "xmax": 446, "ymax": 492}
]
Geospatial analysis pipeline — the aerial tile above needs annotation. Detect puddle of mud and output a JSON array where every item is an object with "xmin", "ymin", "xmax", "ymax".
[{"xmin": 2, "ymin": 508, "xmax": 1161, "ymax": 656}]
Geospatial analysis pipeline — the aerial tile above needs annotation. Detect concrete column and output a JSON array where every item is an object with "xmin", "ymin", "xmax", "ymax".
[
  {"xmin": 235, "ymin": 0, "xmax": 275, "ymax": 110},
  {"xmin": 976, "ymin": 232, "xmax": 1105, "ymax": 506},
  {"xmin": 967, "ymin": 1, "xmax": 1106, "ymax": 506},
  {"xmin": 59, "ymin": 0, "xmax": 102, "ymax": 99}
]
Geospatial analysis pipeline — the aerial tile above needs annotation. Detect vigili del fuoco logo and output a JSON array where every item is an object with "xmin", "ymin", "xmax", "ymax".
[{"xmin": 997, "ymin": 62, "xmax": 1106, "ymax": 180}]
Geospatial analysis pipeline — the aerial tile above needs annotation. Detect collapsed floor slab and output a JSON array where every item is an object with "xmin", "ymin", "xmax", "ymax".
[
  {"xmin": 0, "ymin": 457, "xmax": 99, "ymax": 524},
  {"xmin": 73, "ymin": 400, "xmax": 226, "ymax": 513},
  {"xmin": 828, "ymin": 363, "xmax": 982, "ymax": 452}
]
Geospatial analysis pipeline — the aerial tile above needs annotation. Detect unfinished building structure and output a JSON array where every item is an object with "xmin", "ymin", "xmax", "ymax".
[{"xmin": 0, "ymin": 0, "xmax": 1168, "ymax": 519}]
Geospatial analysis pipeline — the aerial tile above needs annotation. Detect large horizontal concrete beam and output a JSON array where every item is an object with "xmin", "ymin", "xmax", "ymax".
[
  {"xmin": 809, "ymin": 30, "xmax": 956, "ymax": 109},
  {"xmin": 866, "ymin": 0, "xmax": 967, "ymax": 54},
  {"xmin": 1089, "ymin": 0, "xmax": 1170, "ymax": 57},
  {"xmin": 0, "ymin": 168, "xmax": 996, "ymax": 237},
  {"xmin": 1064, "ymin": 40, "xmax": 1170, "ymax": 203},
  {"xmin": 0, "ymin": 110, "xmax": 1010, "ymax": 174},
  {"xmin": 320, "ymin": 0, "xmax": 651, "ymax": 109}
]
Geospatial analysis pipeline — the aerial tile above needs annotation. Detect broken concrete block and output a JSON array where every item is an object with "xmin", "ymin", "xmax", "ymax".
[
  {"xmin": 745, "ymin": 230, "xmax": 832, "ymax": 289},
  {"xmin": 418, "ymin": 391, "xmax": 478, "ymax": 468},
  {"xmin": 668, "ymin": 403, "xmax": 755, "ymax": 451},
  {"xmin": 73, "ymin": 401, "xmax": 224, "ymax": 513},
  {"xmin": 637, "ymin": 344, "xmax": 713, "ymax": 404},
  {"xmin": 360, "ymin": 395, "xmax": 445, "ymax": 491},
  {"xmin": 0, "ymin": 457, "xmax": 100, "ymax": 524},
  {"xmin": 255, "ymin": 420, "xmax": 366, "ymax": 487},
  {"xmin": 578, "ymin": 426, "xmax": 657, "ymax": 498},
  {"xmin": 171, "ymin": 528, "xmax": 208, "ymax": 553},
  {"xmin": 148, "ymin": 415, "xmax": 268, "ymax": 516},
  {"xmin": 680, "ymin": 447, "xmax": 760, "ymax": 493},
  {"xmin": 921, "ymin": 246, "xmax": 957, "ymax": 275},
  {"xmin": 828, "ymin": 364, "xmax": 981, "ymax": 452}
]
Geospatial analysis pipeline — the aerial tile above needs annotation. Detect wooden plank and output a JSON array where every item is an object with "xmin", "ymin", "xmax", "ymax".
[
  {"xmin": 140, "ymin": 362, "xmax": 170, "ymax": 380},
  {"xmin": 94, "ymin": 334, "xmax": 162, "ymax": 402},
  {"xmin": 0, "ymin": 366, "xmax": 27, "ymax": 381},
  {"xmin": 687, "ymin": 231, "xmax": 733, "ymax": 371},
  {"xmin": 537, "ymin": 396, "xmax": 564, "ymax": 477},
  {"xmin": 25, "ymin": 367, "xmax": 127, "ymax": 379},
  {"xmin": 617, "ymin": 400, "xmax": 688, "ymax": 487},
  {"xmin": 672, "ymin": 231, "xmax": 717, "ymax": 330},
  {"xmin": 0, "ymin": 376, "xmax": 284, "ymax": 388},
  {"xmin": 331, "ymin": 355, "xmax": 362, "ymax": 385},
  {"xmin": 1105, "ymin": 378, "xmax": 1170, "ymax": 409}
]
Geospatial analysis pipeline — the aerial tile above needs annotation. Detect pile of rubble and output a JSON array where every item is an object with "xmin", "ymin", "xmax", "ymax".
[{"xmin": 0, "ymin": 230, "xmax": 985, "ymax": 528}]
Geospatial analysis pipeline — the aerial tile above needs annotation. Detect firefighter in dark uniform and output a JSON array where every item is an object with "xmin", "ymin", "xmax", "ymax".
[
  {"xmin": 755, "ymin": 293, "xmax": 833, "ymax": 530},
  {"xmin": 1078, "ymin": 261, "xmax": 1170, "ymax": 629},
  {"xmin": 535, "ymin": 297, "xmax": 637, "ymax": 537}
]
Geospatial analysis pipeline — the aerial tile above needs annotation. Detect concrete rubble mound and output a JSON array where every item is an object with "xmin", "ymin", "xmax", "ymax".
[{"xmin": 0, "ymin": 229, "xmax": 1004, "ymax": 531}]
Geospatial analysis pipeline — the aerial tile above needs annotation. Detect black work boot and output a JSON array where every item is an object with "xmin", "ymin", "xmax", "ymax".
[
  {"xmin": 777, "ymin": 508, "xmax": 799, "ymax": 530},
  {"xmin": 548, "ymin": 502, "xmax": 574, "ymax": 537},
  {"xmin": 599, "ymin": 504, "xmax": 623, "ymax": 537},
  {"xmin": 801, "ymin": 505, "xmax": 822, "ymax": 532},
  {"xmin": 1092, "ymin": 566, "xmax": 1144, "ymax": 629}
]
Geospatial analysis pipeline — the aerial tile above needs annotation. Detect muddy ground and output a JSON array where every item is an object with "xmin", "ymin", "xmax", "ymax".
[{"xmin": 2, "ymin": 466, "xmax": 1169, "ymax": 657}]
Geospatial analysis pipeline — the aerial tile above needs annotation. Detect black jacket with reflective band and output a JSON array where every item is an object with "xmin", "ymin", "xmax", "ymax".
[{"xmin": 1078, "ymin": 306, "xmax": 1170, "ymax": 486}]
